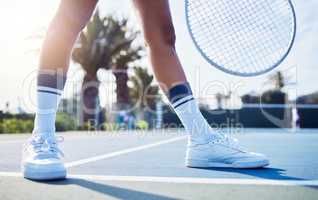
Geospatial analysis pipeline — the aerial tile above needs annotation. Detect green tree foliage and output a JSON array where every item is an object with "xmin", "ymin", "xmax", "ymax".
[
  {"xmin": 261, "ymin": 90, "xmax": 286, "ymax": 104},
  {"xmin": 241, "ymin": 94, "xmax": 261, "ymax": 104},
  {"xmin": 55, "ymin": 112, "xmax": 77, "ymax": 132},
  {"xmin": 129, "ymin": 67, "xmax": 160, "ymax": 113},
  {"xmin": 0, "ymin": 119, "xmax": 33, "ymax": 134},
  {"xmin": 0, "ymin": 112, "xmax": 34, "ymax": 134},
  {"xmin": 0, "ymin": 112, "xmax": 76, "ymax": 134},
  {"xmin": 242, "ymin": 71, "xmax": 288, "ymax": 105},
  {"xmin": 72, "ymin": 10, "xmax": 143, "ymax": 123},
  {"xmin": 242, "ymin": 90, "xmax": 287, "ymax": 105},
  {"xmin": 297, "ymin": 91, "xmax": 318, "ymax": 104}
]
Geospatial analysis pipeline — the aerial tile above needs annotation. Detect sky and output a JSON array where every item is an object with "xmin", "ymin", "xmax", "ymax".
[{"xmin": 0, "ymin": 0, "xmax": 317, "ymax": 112}]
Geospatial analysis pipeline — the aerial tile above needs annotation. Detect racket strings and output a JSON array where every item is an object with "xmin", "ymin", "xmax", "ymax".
[
  {"xmin": 186, "ymin": 0, "xmax": 295, "ymax": 75},
  {"xmin": 190, "ymin": 0, "xmax": 278, "ymax": 65}
]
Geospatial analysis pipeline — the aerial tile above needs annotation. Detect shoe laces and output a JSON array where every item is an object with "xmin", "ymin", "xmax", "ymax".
[
  {"xmin": 24, "ymin": 134, "xmax": 64, "ymax": 157},
  {"xmin": 211, "ymin": 134, "xmax": 245, "ymax": 151},
  {"xmin": 46, "ymin": 136, "xmax": 65, "ymax": 157},
  {"xmin": 24, "ymin": 134, "xmax": 44, "ymax": 153}
]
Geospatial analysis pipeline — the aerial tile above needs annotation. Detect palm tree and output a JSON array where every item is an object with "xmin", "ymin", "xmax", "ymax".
[
  {"xmin": 129, "ymin": 67, "xmax": 160, "ymax": 120},
  {"xmin": 72, "ymin": 10, "xmax": 143, "ymax": 124},
  {"xmin": 269, "ymin": 71, "xmax": 285, "ymax": 90},
  {"xmin": 110, "ymin": 23, "xmax": 143, "ymax": 110}
]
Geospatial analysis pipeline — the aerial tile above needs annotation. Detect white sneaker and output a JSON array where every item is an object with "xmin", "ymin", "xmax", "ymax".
[
  {"xmin": 186, "ymin": 135, "xmax": 269, "ymax": 169},
  {"xmin": 21, "ymin": 134, "xmax": 66, "ymax": 180}
]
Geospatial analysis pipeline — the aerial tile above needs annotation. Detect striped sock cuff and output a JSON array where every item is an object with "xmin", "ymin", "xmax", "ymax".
[
  {"xmin": 172, "ymin": 95, "xmax": 195, "ymax": 109},
  {"xmin": 37, "ymin": 71, "xmax": 67, "ymax": 91},
  {"xmin": 168, "ymin": 82, "xmax": 194, "ymax": 109},
  {"xmin": 37, "ymin": 86, "xmax": 63, "ymax": 96}
]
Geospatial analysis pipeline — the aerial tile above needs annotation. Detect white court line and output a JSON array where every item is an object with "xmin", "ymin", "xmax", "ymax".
[
  {"xmin": 65, "ymin": 136, "xmax": 187, "ymax": 168},
  {"xmin": 0, "ymin": 172, "xmax": 317, "ymax": 186}
]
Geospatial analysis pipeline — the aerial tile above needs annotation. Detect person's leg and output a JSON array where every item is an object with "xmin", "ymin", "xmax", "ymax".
[
  {"xmin": 40, "ymin": 0, "xmax": 98, "ymax": 71},
  {"xmin": 133, "ymin": 0, "xmax": 186, "ymax": 89},
  {"xmin": 133, "ymin": 0, "xmax": 269, "ymax": 168},
  {"xmin": 133, "ymin": 0, "xmax": 216, "ymax": 144},
  {"xmin": 35, "ymin": 0, "xmax": 98, "ymax": 138},
  {"xmin": 23, "ymin": 0, "xmax": 98, "ymax": 181}
]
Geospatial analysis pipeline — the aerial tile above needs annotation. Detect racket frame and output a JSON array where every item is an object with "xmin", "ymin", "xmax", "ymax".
[{"xmin": 185, "ymin": 0, "xmax": 297, "ymax": 77}]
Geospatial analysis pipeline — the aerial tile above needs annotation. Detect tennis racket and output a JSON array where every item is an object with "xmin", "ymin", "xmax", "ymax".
[{"xmin": 185, "ymin": 0, "xmax": 297, "ymax": 77}]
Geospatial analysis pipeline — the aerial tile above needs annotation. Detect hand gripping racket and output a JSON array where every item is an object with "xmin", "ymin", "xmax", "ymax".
[{"xmin": 185, "ymin": 0, "xmax": 297, "ymax": 76}]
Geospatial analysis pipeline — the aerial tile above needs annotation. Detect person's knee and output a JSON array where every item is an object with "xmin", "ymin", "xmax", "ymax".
[
  {"xmin": 162, "ymin": 23, "xmax": 176, "ymax": 47},
  {"xmin": 144, "ymin": 22, "xmax": 176, "ymax": 49}
]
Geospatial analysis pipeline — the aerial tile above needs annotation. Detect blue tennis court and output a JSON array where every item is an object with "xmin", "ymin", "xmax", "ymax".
[{"xmin": 0, "ymin": 128, "xmax": 317, "ymax": 199}]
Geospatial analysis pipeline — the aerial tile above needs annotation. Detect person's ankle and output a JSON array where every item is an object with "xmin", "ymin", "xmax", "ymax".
[{"xmin": 32, "ymin": 130, "xmax": 55, "ymax": 139}]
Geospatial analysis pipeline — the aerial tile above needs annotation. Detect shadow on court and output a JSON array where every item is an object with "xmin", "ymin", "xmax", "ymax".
[
  {"xmin": 192, "ymin": 167, "xmax": 306, "ymax": 181},
  {"xmin": 36, "ymin": 178, "xmax": 177, "ymax": 200}
]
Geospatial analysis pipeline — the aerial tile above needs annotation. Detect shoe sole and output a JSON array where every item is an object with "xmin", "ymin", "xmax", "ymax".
[
  {"xmin": 186, "ymin": 159, "xmax": 270, "ymax": 169},
  {"xmin": 22, "ymin": 165, "xmax": 67, "ymax": 181}
]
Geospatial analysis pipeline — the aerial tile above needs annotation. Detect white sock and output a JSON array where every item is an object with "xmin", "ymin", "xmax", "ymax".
[
  {"xmin": 33, "ymin": 71, "xmax": 66, "ymax": 138},
  {"xmin": 168, "ymin": 83, "xmax": 218, "ymax": 144}
]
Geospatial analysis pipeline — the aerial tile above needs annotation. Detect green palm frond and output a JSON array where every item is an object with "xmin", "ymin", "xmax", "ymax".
[
  {"xmin": 72, "ymin": 10, "xmax": 143, "ymax": 75},
  {"xmin": 129, "ymin": 67, "xmax": 160, "ymax": 110}
]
